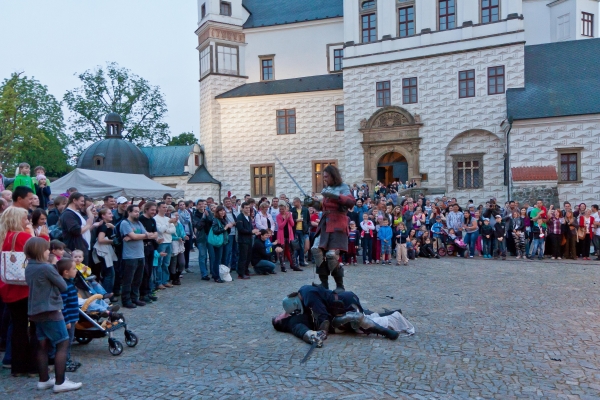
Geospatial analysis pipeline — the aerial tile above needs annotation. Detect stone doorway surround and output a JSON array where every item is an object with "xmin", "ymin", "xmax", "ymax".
[{"xmin": 359, "ymin": 106, "xmax": 423, "ymax": 187}]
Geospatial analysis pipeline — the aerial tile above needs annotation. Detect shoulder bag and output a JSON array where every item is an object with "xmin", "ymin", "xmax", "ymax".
[
  {"xmin": 0, "ymin": 232, "xmax": 28, "ymax": 285},
  {"xmin": 208, "ymin": 220, "xmax": 225, "ymax": 248}
]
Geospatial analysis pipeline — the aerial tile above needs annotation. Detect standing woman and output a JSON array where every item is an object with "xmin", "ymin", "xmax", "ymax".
[
  {"xmin": 563, "ymin": 210, "xmax": 578, "ymax": 260},
  {"xmin": 546, "ymin": 209, "xmax": 563, "ymax": 260},
  {"xmin": 462, "ymin": 210, "xmax": 479, "ymax": 258},
  {"xmin": 0, "ymin": 207, "xmax": 49, "ymax": 377},
  {"xmin": 177, "ymin": 200, "xmax": 194, "ymax": 273},
  {"xmin": 579, "ymin": 209, "xmax": 594, "ymax": 260},
  {"xmin": 255, "ymin": 201, "xmax": 275, "ymax": 232},
  {"xmin": 507, "ymin": 210, "xmax": 522, "ymax": 256},
  {"xmin": 95, "ymin": 209, "xmax": 117, "ymax": 293},
  {"xmin": 210, "ymin": 206, "xmax": 233, "ymax": 283},
  {"xmin": 276, "ymin": 201, "xmax": 301, "ymax": 272}
]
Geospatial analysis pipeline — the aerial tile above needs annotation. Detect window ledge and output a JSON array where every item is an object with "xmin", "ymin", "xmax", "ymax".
[{"xmin": 558, "ymin": 180, "xmax": 583, "ymax": 185}]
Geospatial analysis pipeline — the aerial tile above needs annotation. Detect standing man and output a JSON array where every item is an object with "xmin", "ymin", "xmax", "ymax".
[
  {"xmin": 591, "ymin": 204, "xmax": 600, "ymax": 261},
  {"xmin": 193, "ymin": 199, "xmax": 212, "ymax": 281},
  {"xmin": 292, "ymin": 197, "xmax": 310, "ymax": 267},
  {"xmin": 103, "ymin": 195, "xmax": 117, "ymax": 210},
  {"xmin": 11, "ymin": 186, "xmax": 34, "ymax": 211},
  {"xmin": 163, "ymin": 193, "xmax": 174, "ymax": 208},
  {"xmin": 177, "ymin": 200, "xmax": 195, "ymax": 273},
  {"xmin": 236, "ymin": 202, "xmax": 259, "ymax": 279},
  {"xmin": 223, "ymin": 197, "xmax": 239, "ymax": 271},
  {"xmin": 60, "ymin": 192, "xmax": 100, "ymax": 265},
  {"xmin": 139, "ymin": 202, "xmax": 160, "ymax": 303},
  {"xmin": 120, "ymin": 205, "xmax": 148, "ymax": 309},
  {"xmin": 154, "ymin": 202, "xmax": 177, "ymax": 289}
]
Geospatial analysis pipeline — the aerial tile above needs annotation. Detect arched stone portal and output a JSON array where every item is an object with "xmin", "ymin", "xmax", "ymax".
[
  {"xmin": 359, "ymin": 106, "xmax": 423, "ymax": 186},
  {"xmin": 377, "ymin": 152, "xmax": 408, "ymax": 185}
]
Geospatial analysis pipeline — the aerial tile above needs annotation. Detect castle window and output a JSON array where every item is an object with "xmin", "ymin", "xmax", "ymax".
[
  {"xmin": 334, "ymin": 49, "xmax": 344, "ymax": 71},
  {"xmin": 453, "ymin": 154, "xmax": 484, "ymax": 190},
  {"xmin": 251, "ymin": 164, "xmax": 275, "ymax": 197},
  {"xmin": 376, "ymin": 81, "xmax": 391, "ymax": 107},
  {"xmin": 216, "ymin": 45, "xmax": 238, "ymax": 75},
  {"xmin": 220, "ymin": 2, "xmax": 231, "ymax": 16},
  {"xmin": 276, "ymin": 109, "xmax": 296, "ymax": 134},
  {"xmin": 487, "ymin": 66, "xmax": 505, "ymax": 95},
  {"xmin": 201, "ymin": 3, "xmax": 206, "ymax": 18},
  {"xmin": 335, "ymin": 105, "xmax": 344, "ymax": 131},
  {"xmin": 398, "ymin": 5, "xmax": 415, "ymax": 37},
  {"xmin": 481, "ymin": 0, "xmax": 499, "ymax": 24},
  {"xmin": 582, "ymin": 12, "xmax": 594, "ymax": 37},
  {"xmin": 459, "ymin": 69, "xmax": 475, "ymax": 98},
  {"xmin": 313, "ymin": 160, "xmax": 338, "ymax": 193},
  {"xmin": 402, "ymin": 77, "xmax": 418, "ymax": 104},
  {"xmin": 557, "ymin": 148, "xmax": 582, "ymax": 183},
  {"xmin": 260, "ymin": 56, "xmax": 274, "ymax": 81},
  {"xmin": 439, "ymin": 0, "xmax": 456, "ymax": 31},
  {"xmin": 200, "ymin": 45, "xmax": 212, "ymax": 78},
  {"xmin": 361, "ymin": 1, "xmax": 377, "ymax": 43}
]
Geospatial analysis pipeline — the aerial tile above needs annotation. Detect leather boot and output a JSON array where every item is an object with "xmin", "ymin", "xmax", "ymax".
[
  {"xmin": 332, "ymin": 266, "xmax": 345, "ymax": 293},
  {"xmin": 364, "ymin": 322, "xmax": 400, "ymax": 340},
  {"xmin": 318, "ymin": 275, "xmax": 329, "ymax": 289},
  {"xmin": 278, "ymin": 253, "xmax": 287, "ymax": 272},
  {"xmin": 291, "ymin": 258, "xmax": 303, "ymax": 272}
]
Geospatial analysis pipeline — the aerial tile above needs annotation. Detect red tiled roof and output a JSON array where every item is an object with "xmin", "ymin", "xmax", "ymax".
[{"xmin": 511, "ymin": 166, "xmax": 558, "ymax": 182}]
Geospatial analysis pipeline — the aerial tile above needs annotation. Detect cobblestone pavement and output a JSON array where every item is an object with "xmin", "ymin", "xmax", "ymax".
[{"xmin": 2, "ymin": 254, "xmax": 600, "ymax": 399}]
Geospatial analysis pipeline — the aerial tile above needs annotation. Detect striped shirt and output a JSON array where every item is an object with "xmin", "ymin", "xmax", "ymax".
[{"xmin": 61, "ymin": 279, "xmax": 79, "ymax": 325}]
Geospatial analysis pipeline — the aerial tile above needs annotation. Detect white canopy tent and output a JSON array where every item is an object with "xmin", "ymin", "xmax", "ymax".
[{"xmin": 51, "ymin": 169, "xmax": 184, "ymax": 199}]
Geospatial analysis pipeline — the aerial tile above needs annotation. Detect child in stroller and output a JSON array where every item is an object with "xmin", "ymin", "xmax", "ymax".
[{"xmin": 447, "ymin": 228, "xmax": 467, "ymax": 257}]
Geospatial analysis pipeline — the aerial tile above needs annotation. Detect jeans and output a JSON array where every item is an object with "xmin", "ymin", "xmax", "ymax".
[
  {"xmin": 530, "ymin": 238, "xmax": 545, "ymax": 258},
  {"xmin": 254, "ymin": 260, "xmax": 276, "ymax": 274},
  {"xmin": 495, "ymin": 238, "xmax": 506, "ymax": 257},
  {"xmin": 464, "ymin": 232, "xmax": 478, "ymax": 257},
  {"xmin": 121, "ymin": 258, "xmax": 145, "ymax": 304},
  {"xmin": 212, "ymin": 245, "xmax": 225, "ymax": 280},
  {"xmin": 196, "ymin": 239, "xmax": 209, "ymax": 278},
  {"xmin": 100, "ymin": 257, "xmax": 115, "ymax": 294},
  {"xmin": 482, "ymin": 238, "xmax": 492, "ymax": 256},
  {"xmin": 225, "ymin": 235, "xmax": 238, "ymax": 270},
  {"xmin": 295, "ymin": 230, "xmax": 307, "ymax": 264},
  {"xmin": 156, "ymin": 243, "xmax": 172, "ymax": 286},
  {"xmin": 593, "ymin": 234, "xmax": 600, "ymax": 258},
  {"xmin": 362, "ymin": 235, "xmax": 372, "ymax": 263}
]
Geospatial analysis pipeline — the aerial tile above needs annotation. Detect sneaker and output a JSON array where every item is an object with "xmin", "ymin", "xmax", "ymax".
[
  {"xmin": 557, "ymin": 257, "xmax": 562, "ymax": 260},
  {"xmin": 516, "ymin": 256, "xmax": 521, "ymax": 259},
  {"xmin": 53, "ymin": 378, "xmax": 82, "ymax": 393},
  {"xmin": 1, "ymin": 363, "xmax": 10, "ymax": 369},
  {"xmin": 551, "ymin": 257, "xmax": 556, "ymax": 260},
  {"xmin": 37, "ymin": 378, "xmax": 55, "ymax": 390},
  {"xmin": 300, "ymin": 262, "xmax": 309, "ymax": 267},
  {"xmin": 66, "ymin": 360, "xmax": 78, "ymax": 373},
  {"xmin": 470, "ymin": 255, "xmax": 474, "ymax": 258}
]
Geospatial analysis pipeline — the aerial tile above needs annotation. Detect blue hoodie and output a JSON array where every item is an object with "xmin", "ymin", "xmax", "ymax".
[{"xmin": 378, "ymin": 225, "xmax": 393, "ymax": 244}]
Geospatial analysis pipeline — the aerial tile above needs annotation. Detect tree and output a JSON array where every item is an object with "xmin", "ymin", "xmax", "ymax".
[
  {"xmin": 167, "ymin": 132, "xmax": 196, "ymax": 146},
  {"xmin": 0, "ymin": 73, "xmax": 70, "ymax": 176},
  {"xmin": 63, "ymin": 62, "xmax": 170, "ymax": 151}
]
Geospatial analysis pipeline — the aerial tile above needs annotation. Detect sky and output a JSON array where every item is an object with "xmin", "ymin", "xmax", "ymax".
[{"xmin": 0, "ymin": 0, "xmax": 200, "ymax": 140}]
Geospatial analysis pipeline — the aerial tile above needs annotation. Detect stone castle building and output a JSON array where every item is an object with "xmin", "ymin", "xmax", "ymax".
[{"xmin": 196, "ymin": 0, "xmax": 600, "ymax": 205}]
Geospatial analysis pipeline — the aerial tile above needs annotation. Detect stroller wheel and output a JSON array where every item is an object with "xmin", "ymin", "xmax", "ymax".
[
  {"xmin": 125, "ymin": 330, "xmax": 138, "ymax": 347},
  {"xmin": 76, "ymin": 337, "xmax": 93, "ymax": 345},
  {"xmin": 108, "ymin": 338, "xmax": 124, "ymax": 356}
]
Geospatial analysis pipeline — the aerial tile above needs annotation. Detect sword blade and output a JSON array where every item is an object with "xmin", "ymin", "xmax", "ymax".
[
  {"xmin": 300, "ymin": 341, "xmax": 318, "ymax": 364},
  {"xmin": 274, "ymin": 155, "xmax": 308, "ymax": 197}
]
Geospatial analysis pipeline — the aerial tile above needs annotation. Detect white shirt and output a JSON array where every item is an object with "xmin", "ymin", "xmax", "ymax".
[
  {"xmin": 269, "ymin": 207, "xmax": 280, "ymax": 231},
  {"xmin": 255, "ymin": 211, "xmax": 274, "ymax": 231},
  {"xmin": 154, "ymin": 214, "xmax": 176, "ymax": 244},
  {"xmin": 592, "ymin": 212, "xmax": 600, "ymax": 236}
]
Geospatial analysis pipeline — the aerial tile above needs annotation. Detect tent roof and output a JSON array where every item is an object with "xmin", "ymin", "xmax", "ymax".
[{"xmin": 51, "ymin": 169, "xmax": 184, "ymax": 199}]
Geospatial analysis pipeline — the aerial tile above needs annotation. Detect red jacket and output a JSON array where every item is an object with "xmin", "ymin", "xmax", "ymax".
[
  {"xmin": 0, "ymin": 231, "xmax": 49, "ymax": 303},
  {"xmin": 320, "ymin": 194, "xmax": 356, "ymax": 234},
  {"xmin": 579, "ymin": 216, "xmax": 595, "ymax": 236},
  {"xmin": 276, "ymin": 212, "xmax": 295, "ymax": 244}
]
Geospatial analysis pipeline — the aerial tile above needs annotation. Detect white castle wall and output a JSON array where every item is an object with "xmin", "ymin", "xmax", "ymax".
[
  {"xmin": 215, "ymin": 90, "xmax": 344, "ymax": 199},
  {"xmin": 343, "ymin": 43, "xmax": 525, "ymax": 204},
  {"xmin": 511, "ymin": 115, "xmax": 600, "ymax": 205}
]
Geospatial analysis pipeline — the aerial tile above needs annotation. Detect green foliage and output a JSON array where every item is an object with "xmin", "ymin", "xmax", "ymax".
[
  {"xmin": 0, "ymin": 73, "xmax": 69, "ymax": 176},
  {"xmin": 167, "ymin": 132, "xmax": 197, "ymax": 146},
  {"xmin": 63, "ymin": 62, "xmax": 170, "ymax": 152}
]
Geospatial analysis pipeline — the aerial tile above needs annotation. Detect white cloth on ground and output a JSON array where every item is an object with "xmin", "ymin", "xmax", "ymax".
[{"xmin": 366, "ymin": 312, "xmax": 415, "ymax": 336}]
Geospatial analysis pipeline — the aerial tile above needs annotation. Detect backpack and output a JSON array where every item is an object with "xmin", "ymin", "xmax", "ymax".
[
  {"xmin": 48, "ymin": 224, "xmax": 63, "ymax": 241},
  {"xmin": 112, "ymin": 220, "xmax": 126, "ymax": 247}
]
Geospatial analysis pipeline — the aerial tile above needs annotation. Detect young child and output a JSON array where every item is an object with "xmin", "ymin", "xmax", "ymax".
[
  {"xmin": 13, "ymin": 162, "xmax": 36, "ymax": 191},
  {"xmin": 72, "ymin": 250, "xmax": 92, "ymax": 278},
  {"xmin": 493, "ymin": 214, "xmax": 507, "ymax": 260},
  {"xmin": 529, "ymin": 218, "xmax": 546, "ymax": 260},
  {"xmin": 57, "ymin": 259, "xmax": 82, "ymax": 373},
  {"xmin": 50, "ymin": 240, "xmax": 66, "ymax": 261},
  {"xmin": 447, "ymin": 228, "xmax": 466, "ymax": 258},
  {"xmin": 395, "ymin": 222, "xmax": 408, "ymax": 266},
  {"xmin": 513, "ymin": 227, "xmax": 526, "ymax": 259},
  {"xmin": 360, "ymin": 213, "xmax": 375, "ymax": 264},
  {"xmin": 378, "ymin": 218, "xmax": 393, "ymax": 265},
  {"xmin": 347, "ymin": 222, "xmax": 358, "ymax": 266},
  {"xmin": 481, "ymin": 218, "xmax": 494, "ymax": 259},
  {"xmin": 406, "ymin": 239, "xmax": 417, "ymax": 260},
  {"xmin": 23, "ymin": 237, "xmax": 82, "ymax": 393}
]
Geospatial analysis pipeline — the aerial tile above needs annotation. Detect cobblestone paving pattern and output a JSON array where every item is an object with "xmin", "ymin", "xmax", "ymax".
[{"xmin": 1, "ymin": 255, "xmax": 600, "ymax": 399}]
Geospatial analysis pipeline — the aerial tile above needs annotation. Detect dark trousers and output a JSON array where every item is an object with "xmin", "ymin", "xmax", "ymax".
[
  {"xmin": 594, "ymin": 235, "xmax": 600, "ymax": 258},
  {"xmin": 113, "ymin": 246, "xmax": 123, "ymax": 295},
  {"xmin": 581, "ymin": 234, "xmax": 592, "ymax": 257},
  {"xmin": 237, "ymin": 241, "xmax": 252, "ymax": 277},
  {"xmin": 547, "ymin": 233, "xmax": 562, "ymax": 258},
  {"xmin": 141, "ymin": 245, "xmax": 155, "ymax": 296},
  {"xmin": 183, "ymin": 238, "xmax": 192, "ymax": 269},
  {"xmin": 211, "ymin": 245, "xmax": 225, "ymax": 279},
  {"xmin": 565, "ymin": 235, "xmax": 577, "ymax": 259},
  {"xmin": 7, "ymin": 298, "xmax": 36, "ymax": 374},
  {"xmin": 121, "ymin": 258, "xmax": 145, "ymax": 304}
]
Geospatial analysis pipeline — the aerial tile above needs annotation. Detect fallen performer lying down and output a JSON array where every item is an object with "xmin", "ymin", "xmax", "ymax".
[{"xmin": 272, "ymin": 285, "xmax": 415, "ymax": 346}]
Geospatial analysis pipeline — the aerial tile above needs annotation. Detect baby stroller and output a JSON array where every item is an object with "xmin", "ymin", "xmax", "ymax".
[{"xmin": 72, "ymin": 272, "xmax": 138, "ymax": 356}]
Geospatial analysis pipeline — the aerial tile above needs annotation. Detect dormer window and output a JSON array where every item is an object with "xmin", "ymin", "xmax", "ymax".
[
  {"xmin": 220, "ymin": 2, "xmax": 231, "ymax": 16},
  {"xmin": 360, "ymin": 1, "xmax": 377, "ymax": 43},
  {"xmin": 93, "ymin": 155, "xmax": 104, "ymax": 167}
]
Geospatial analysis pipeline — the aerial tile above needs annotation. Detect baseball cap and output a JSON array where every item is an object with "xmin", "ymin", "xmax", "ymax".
[
  {"xmin": 282, "ymin": 296, "xmax": 303, "ymax": 315},
  {"xmin": 483, "ymin": 218, "xmax": 490, "ymax": 221},
  {"xmin": 116, "ymin": 196, "xmax": 128, "ymax": 204},
  {"xmin": 495, "ymin": 214, "xmax": 502, "ymax": 219}
]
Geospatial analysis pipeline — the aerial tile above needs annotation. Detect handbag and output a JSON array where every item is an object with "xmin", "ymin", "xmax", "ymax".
[
  {"xmin": 290, "ymin": 237, "xmax": 301, "ymax": 251},
  {"xmin": 577, "ymin": 227, "xmax": 586, "ymax": 241},
  {"xmin": 0, "ymin": 232, "xmax": 28, "ymax": 285},
  {"xmin": 208, "ymin": 221, "xmax": 225, "ymax": 247}
]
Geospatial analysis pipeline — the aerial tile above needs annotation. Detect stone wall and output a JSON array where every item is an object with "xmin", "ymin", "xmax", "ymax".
[
  {"xmin": 511, "ymin": 185, "xmax": 560, "ymax": 208},
  {"xmin": 343, "ymin": 43, "xmax": 525, "ymax": 204}
]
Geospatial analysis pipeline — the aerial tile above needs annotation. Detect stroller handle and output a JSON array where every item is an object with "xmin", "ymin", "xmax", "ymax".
[{"xmin": 81, "ymin": 294, "xmax": 104, "ymax": 312}]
